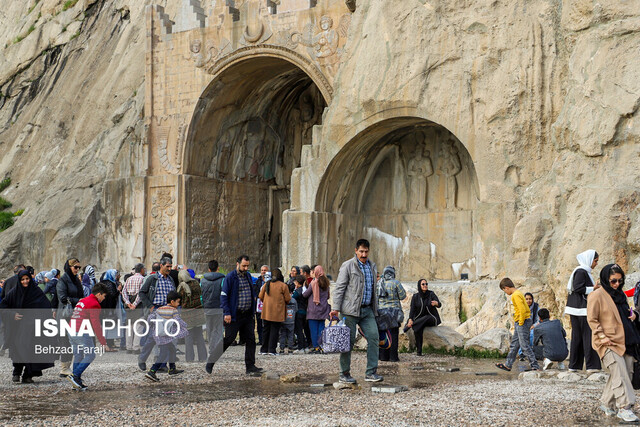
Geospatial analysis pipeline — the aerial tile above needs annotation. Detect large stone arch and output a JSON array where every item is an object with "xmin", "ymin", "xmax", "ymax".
[
  {"xmin": 180, "ymin": 52, "xmax": 329, "ymax": 271},
  {"xmin": 313, "ymin": 117, "xmax": 480, "ymax": 280}
]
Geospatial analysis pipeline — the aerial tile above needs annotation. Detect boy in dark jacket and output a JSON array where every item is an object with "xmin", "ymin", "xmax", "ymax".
[{"xmin": 292, "ymin": 275, "xmax": 309, "ymax": 353}]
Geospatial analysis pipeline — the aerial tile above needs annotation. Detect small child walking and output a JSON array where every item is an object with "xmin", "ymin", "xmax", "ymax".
[
  {"xmin": 68, "ymin": 282, "xmax": 111, "ymax": 391},
  {"xmin": 496, "ymin": 278, "xmax": 540, "ymax": 371},
  {"xmin": 145, "ymin": 291, "xmax": 188, "ymax": 382},
  {"xmin": 279, "ymin": 297, "xmax": 298, "ymax": 353}
]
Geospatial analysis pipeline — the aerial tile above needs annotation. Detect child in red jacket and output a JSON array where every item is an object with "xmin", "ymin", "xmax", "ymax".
[{"xmin": 67, "ymin": 282, "xmax": 111, "ymax": 390}]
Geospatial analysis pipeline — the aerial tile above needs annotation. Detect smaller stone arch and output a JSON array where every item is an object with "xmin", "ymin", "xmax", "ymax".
[{"xmin": 314, "ymin": 116, "xmax": 480, "ymax": 281}]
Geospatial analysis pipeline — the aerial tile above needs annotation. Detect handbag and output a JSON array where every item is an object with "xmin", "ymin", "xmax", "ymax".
[
  {"xmin": 320, "ymin": 318, "xmax": 351, "ymax": 354},
  {"xmin": 60, "ymin": 303, "xmax": 74, "ymax": 319},
  {"xmin": 375, "ymin": 309, "xmax": 394, "ymax": 331}
]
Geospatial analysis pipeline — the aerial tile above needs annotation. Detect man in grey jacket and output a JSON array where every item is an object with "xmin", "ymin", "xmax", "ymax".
[
  {"xmin": 330, "ymin": 239, "xmax": 383, "ymax": 383},
  {"xmin": 201, "ymin": 260, "xmax": 225, "ymax": 374}
]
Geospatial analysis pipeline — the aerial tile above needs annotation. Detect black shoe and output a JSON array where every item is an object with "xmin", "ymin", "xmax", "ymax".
[
  {"xmin": 389, "ymin": 358, "xmax": 400, "ymax": 362},
  {"xmin": 12, "ymin": 375, "xmax": 20, "ymax": 383},
  {"xmin": 133, "ymin": 349, "xmax": 141, "ymax": 355},
  {"xmin": 339, "ymin": 372, "xmax": 357, "ymax": 384},
  {"xmin": 126, "ymin": 350, "xmax": 133, "ymax": 354},
  {"xmin": 246, "ymin": 366, "xmax": 264, "ymax": 374},
  {"xmin": 138, "ymin": 362, "xmax": 146, "ymax": 371},
  {"xmin": 78, "ymin": 378, "xmax": 88, "ymax": 391},
  {"xmin": 168, "ymin": 368, "xmax": 184, "ymax": 375},
  {"xmin": 156, "ymin": 367, "xmax": 168, "ymax": 373},
  {"xmin": 205, "ymin": 363, "xmax": 214, "ymax": 374},
  {"xmin": 67, "ymin": 374, "xmax": 82, "ymax": 389},
  {"xmin": 145, "ymin": 371, "xmax": 160, "ymax": 382},
  {"xmin": 21, "ymin": 377, "xmax": 34, "ymax": 384}
]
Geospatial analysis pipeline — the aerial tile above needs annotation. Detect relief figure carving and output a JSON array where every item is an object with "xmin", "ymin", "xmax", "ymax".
[
  {"xmin": 438, "ymin": 143, "xmax": 462, "ymax": 209},
  {"xmin": 407, "ymin": 137, "xmax": 434, "ymax": 211}
]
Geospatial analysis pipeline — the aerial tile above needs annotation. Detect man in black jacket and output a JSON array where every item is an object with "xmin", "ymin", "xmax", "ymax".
[{"xmin": 201, "ymin": 260, "xmax": 225, "ymax": 374}]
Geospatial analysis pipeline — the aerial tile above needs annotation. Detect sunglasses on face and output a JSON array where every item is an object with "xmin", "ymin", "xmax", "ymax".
[
  {"xmin": 610, "ymin": 279, "xmax": 624, "ymax": 285},
  {"xmin": 71, "ymin": 265, "xmax": 82, "ymax": 270}
]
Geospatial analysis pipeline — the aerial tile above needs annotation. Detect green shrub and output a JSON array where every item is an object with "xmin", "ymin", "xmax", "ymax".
[
  {"xmin": 62, "ymin": 0, "xmax": 79, "ymax": 11},
  {"xmin": 0, "ymin": 212, "xmax": 14, "ymax": 231},
  {"xmin": 400, "ymin": 344, "xmax": 506, "ymax": 359},
  {"xmin": 0, "ymin": 178, "xmax": 11, "ymax": 192}
]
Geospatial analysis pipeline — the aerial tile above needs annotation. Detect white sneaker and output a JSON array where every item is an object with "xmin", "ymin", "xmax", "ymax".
[
  {"xmin": 558, "ymin": 362, "xmax": 566, "ymax": 370},
  {"xmin": 543, "ymin": 358, "xmax": 553, "ymax": 370},
  {"xmin": 258, "ymin": 352, "xmax": 267, "ymax": 355},
  {"xmin": 568, "ymin": 368, "xmax": 578, "ymax": 372},
  {"xmin": 599, "ymin": 405, "xmax": 616, "ymax": 417},
  {"xmin": 617, "ymin": 408, "xmax": 639, "ymax": 423},
  {"xmin": 587, "ymin": 369, "xmax": 601, "ymax": 373}
]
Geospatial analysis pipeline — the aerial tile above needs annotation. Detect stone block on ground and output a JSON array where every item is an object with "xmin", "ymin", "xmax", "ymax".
[
  {"xmin": 519, "ymin": 371, "xmax": 541, "ymax": 380},
  {"xmin": 464, "ymin": 328, "xmax": 511, "ymax": 354},
  {"xmin": 371, "ymin": 385, "xmax": 408, "ymax": 394},
  {"xmin": 420, "ymin": 326, "xmax": 465, "ymax": 351},
  {"xmin": 557, "ymin": 372, "xmax": 584, "ymax": 382},
  {"xmin": 587, "ymin": 372, "xmax": 608, "ymax": 383}
]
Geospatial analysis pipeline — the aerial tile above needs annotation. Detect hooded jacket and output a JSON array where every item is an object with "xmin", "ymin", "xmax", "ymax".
[{"xmin": 201, "ymin": 272, "xmax": 225, "ymax": 314}]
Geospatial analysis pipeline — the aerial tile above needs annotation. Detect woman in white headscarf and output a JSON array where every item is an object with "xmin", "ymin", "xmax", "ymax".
[{"xmin": 564, "ymin": 249, "xmax": 601, "ymax": 371}]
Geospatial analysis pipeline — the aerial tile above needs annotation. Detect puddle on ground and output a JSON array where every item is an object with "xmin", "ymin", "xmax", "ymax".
[{"xmin": 1, "ymin": 358, "xmax": 520, "ymax": 421}]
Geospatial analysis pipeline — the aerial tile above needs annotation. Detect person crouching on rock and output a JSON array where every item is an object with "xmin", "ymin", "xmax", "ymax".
[
  {"xmin": 533, "ymin": 308, "xmax": 568, "ymax": 370},
  {"xmin": 406, "ymin": 279, "xmax": 441, "ymax": 356},
  {"xmin": 587, "ymin": 263, "xmax": 640, "ymax": 422},
  {"xmin": 144, "ymin": 291, "xmax": 187, "ymax": 382},
  {"xmin": 495, "ymin": 278, "xmax": 539, "ymax": 372}
]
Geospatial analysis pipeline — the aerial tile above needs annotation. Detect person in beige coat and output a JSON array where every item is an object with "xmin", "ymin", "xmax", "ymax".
[
  {"xmin": 587, "ymin": 263, "xmax": 640, "ymax": 423},
  {"xmin": 258, "ymin": 269, "xmax": 291, "ymax": 355}
]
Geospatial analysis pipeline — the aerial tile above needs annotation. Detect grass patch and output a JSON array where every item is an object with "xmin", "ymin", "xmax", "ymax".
[
  {"xmin": 27, "ymin": 0, "xmax": 41, "ymax": 15},
  {"xmin": 400, "ymin": 344, "xmax": 506, "ymax": 359},
  {"xmin": 69, "ymin": 30, "xmax": 80, "ymax": 41},
  {"xmin": 459, "ymin": 307, "xmax": 467, "ymax": 324},
  {"xmin": 62, "ymin": 0, "xmax": 79, "ymax": 11},
  {"xmin": 0, "ymin": 178, "xmax": 21, "ymax": 232},
  {"xmin": 14, "ymin": 24, "xmax": 36, "ymax": 44}
]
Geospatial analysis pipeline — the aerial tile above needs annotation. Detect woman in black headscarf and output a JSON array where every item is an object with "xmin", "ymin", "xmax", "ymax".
[
  {"xmin": 56, "ymin": 258, "xmax": 85, "ymax": 377},
  {"xmin": 587, "ymin": 263, "xmax": 640, "ymax": 422},
  {"xmin": 406, "ymin": 279, "xmax": 442, "ymax": 356},
  {"xmin": 0, "ymin": 270, "xmax": 55, "ymax": 383}
]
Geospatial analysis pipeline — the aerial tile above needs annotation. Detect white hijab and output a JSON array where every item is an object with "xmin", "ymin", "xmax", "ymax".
[{"xmin": 567, "ymin": 249, "xmax": 596, "ymax": 294}]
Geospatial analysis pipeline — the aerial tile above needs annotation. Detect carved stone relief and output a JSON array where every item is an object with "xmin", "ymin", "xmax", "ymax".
[
  {"xmin": 156, "ymin": 118, "xmax": 187, "ymax": 174},
  {"xmin": 407, "ymin": 134, "xmax": 434, "ymax": 211},
  {"xmin": 149, "ymin": 187, "xmax": 176, "ymax": 259},
  {"xmin": 186, "ymin": 37, "xmax": 232, "ymax": 69}
]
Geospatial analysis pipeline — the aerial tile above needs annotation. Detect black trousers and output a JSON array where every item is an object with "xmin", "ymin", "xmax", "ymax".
[
  {"xmin": 379, "ymin": 327, "xmax": 400, "ymax": 361},
  {"xmin": 261, "ymin": 320, "xmax": 282, "ymax": 354},
  {"xmin": 304, "ymin": 319, "xmax": 312, "ymax": 348},
  {"xmin": 414, "ymin": 326, "xmax": 426, "ymax": 355},
  {"xmin": 294, "ymin": 314, "xmax": 307, "ymax": 350},
  {"xmin": 223, "ymin": 310, "xmax": 256, "ymax": 369},
  {"xmin": 13, "ymin": 363, "xmax": 32, "ymax": 379},
  {"xmin": 569, "ymin": 315, "xmax": 601, "ymax": 370}
]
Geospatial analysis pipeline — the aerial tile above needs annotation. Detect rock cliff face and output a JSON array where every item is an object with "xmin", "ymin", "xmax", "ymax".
[
  {"xmin": 0, "ymin": 0, "xmax": 167, "ymax": 270},
  {"xmin": 1, "ymin": 0, "xmax": 640, "ymax": 327}
]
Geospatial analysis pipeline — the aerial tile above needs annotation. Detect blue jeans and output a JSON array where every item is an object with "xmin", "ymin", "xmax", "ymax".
[
  {"xmin": 506, "ymin": 318, "xmax": 539, "ymax": 369},
  {"xmin": 69, "ymin": 335, "xmax": 97, "ymax": 378},
  {"xmin": 308, "ymin": 319, "xmax": 326, "ymax": 348},
  {"xmin": 151, "ymin": 343, "xmax": 176, "ymax": 372}
]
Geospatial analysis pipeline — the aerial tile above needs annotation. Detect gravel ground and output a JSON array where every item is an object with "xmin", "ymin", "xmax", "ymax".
[{"xmin": 0, "ymin": 346, "xmax": 623, "ymax": 426}]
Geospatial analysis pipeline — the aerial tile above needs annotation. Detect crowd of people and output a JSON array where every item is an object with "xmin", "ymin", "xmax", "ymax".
[{"xmin": 2, "ymin": 242, "xmax": 640, "ymax": 422}]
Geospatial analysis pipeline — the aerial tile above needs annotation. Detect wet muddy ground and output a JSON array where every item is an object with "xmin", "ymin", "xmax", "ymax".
[{"xmin": 0, "ymin": 346, "xmax": 622, "ymax": 425}]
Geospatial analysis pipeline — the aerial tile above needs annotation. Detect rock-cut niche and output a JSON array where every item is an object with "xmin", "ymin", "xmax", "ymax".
[
  {"xmin": 318, "ymin": 123, "xmax": 479, "ymax": 281},
  {"xmin": 186, "ymin": 57, "xmax": 326, "ymax": 269}
]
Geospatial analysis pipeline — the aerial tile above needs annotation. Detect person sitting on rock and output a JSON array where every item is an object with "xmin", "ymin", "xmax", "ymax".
[
  {"xmin": 406, "ymin": 279, "xmax": 441, "ymax": 356},
  {"xmin": 533, "ymin": 308, "xmax": 568, "ymax": 370}
]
